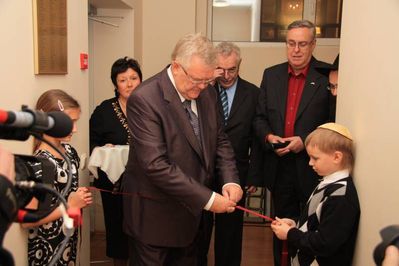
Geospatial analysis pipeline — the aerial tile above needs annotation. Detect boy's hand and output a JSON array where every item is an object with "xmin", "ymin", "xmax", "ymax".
[
  {"xmin": 271, "ymin": 217, "xmax": 295, "ymax": 240},
  {"xmin": 278, "ymin": 217, "xmax": 296, "ymax": 227}
]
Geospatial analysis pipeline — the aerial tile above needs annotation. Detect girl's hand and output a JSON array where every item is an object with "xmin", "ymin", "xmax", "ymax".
[{"xmin": 68, "ymin": 187, "xmax": 93, "ymax": 209}]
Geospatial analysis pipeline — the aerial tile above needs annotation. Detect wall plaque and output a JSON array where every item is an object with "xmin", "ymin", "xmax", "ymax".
[{"xmin": 33, "ymin": 0, "xmax": 67, "ymax": 74}]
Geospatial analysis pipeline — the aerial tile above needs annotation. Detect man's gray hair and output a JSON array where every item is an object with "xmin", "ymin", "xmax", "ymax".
[
  {"xmin": 215, "ymin": 41, "xmax": 241, "ymax": 63},
  {"xmin": 171, "ymin": 33, "xmax": 217, "ymax": 69},
  {"xmin": 287, "ymin": 20, "xmax": 316, "ymax": 40}
]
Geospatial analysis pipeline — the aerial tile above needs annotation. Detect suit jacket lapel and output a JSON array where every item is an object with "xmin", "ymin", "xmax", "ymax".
[
  {"xmin": 161, "ymin": 70, "xmax": 204, "ymax": 162},
  {"xmin": 296, "ymin": 59, "xmax": 323, "ymax": 121},
  {"xmin": 197, "ymin": 95, "xmax": 210, "ymax": 169},
  {"xmin": 215, "ymin": 78, "xmax": 248, "ymax": 129},
  {"xmin": 276, "ymin": 69, "xmax": 289, "ymax": 125},
  {"xmin": 228, "ymin": 77, "xmax": 249, "ymax": 124}
]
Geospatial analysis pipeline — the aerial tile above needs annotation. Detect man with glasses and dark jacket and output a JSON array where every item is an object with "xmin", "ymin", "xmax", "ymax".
[{"xmin": 253, "ymin": 20, "xmax": 333, "ymax": 265}]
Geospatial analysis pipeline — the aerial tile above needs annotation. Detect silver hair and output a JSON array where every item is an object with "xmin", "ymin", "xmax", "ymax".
[
  {"xmin": 287, "ymin": 20, "xmax": 316, "ymax": 40},
  {"xmin": 171, "ymin": 33, "xmax": 217, "ymax": 69},
  {"xmin": 215, "ymin": 41, "xmax": 241, "ymax": 64}
]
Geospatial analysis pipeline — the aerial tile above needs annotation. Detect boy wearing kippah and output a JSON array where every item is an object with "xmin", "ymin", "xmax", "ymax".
[{"xmin": 271, "ymin": 123, "xmax": 361, "ymax": 266}]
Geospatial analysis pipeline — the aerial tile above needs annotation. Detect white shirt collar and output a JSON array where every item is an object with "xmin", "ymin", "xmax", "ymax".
[
  {"xmin": 167, "ymin": 66, "xmax": 185, "ymax": 102},
  {"xmin": 167, "ymin": 66, "xmax": 198, "ymax": 114},
  {"xmin": 318, "ymin": 169, "xmax": 350, "ymax": 189}
]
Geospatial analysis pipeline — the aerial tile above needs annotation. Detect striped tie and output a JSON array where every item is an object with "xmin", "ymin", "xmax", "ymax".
[
  {"xmin": 183, "ymin": 100, "xmax": 202, "ymax": 146},
  {"xmin": 219, "ymin": 87, "xmax": 229, "ymax": 124}
]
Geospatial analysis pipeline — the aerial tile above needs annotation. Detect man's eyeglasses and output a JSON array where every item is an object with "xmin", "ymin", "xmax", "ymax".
[
  {"xmin": 327, "ymin": 83, "xmax": 338, "ymax": 91},
  {"xmin": 217, "ymin": 67, "xmax": 238, "ymax": 75},
  {"xmin": 286, "ymin": 40, "xmax": 314, "ymax": 49},
  {"xmin": 179, "ymin": 64, "xmax": 214, "ymax": 86}
]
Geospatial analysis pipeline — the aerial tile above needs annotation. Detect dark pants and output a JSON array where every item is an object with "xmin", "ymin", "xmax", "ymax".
[
  {"xmin": 94, "ymin": 171, "xmax": 129, "ymax": 259},
  {"xmin": 272, "ymin": 154, "xmax": 301, "ymax": 266},
  {"xmin": 129, "ymin": 212, "xmax": 213, "ymax": 266},
  {"xmin": 214, "ymin": 195, "xmax": 245, "ymax": 266}
]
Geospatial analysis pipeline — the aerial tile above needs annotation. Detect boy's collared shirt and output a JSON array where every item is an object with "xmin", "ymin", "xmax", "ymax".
[{"xmin": 317, "ymin": 169, "xmax": 350, "ymax": 189}]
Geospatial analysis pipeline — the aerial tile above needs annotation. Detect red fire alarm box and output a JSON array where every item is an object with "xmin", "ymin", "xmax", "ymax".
[{"xmin": 80, "ymin": 53, "xmax": 88, "ymax": 69}]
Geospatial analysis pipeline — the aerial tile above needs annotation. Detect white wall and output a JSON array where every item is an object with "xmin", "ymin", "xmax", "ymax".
[
  {"xmin": 89, "ymin": 8, "xmax": 134, "ymax": 113},
  {"xmin": 212, "ymin": 6, "xmax": 252, "ymax": 42},
  {"xmin": 88, "ymin": 7, "xmax": 134, "ymax": 232},
  {"xmin": 339, "ymin": 0, "xmax": 399, "ymax": 265},
  {"xmin": 0, "ymin": 1, "xmax": 90, "ymax": 265},
  {"xmin": 134, "ymin": 0, "xmax": 197, "ymax": 79}
]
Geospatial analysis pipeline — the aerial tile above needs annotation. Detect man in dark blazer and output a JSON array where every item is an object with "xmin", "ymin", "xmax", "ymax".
[
  {"xmin": 208, "ymin": 41, "xmax": 261, "ymax": 266},
  {"xmin": 122, "ymin": 33, "xmax": 243, "ymax": 266},
  {"xmin": 253, "ymin": 20, "xmax": 333, "ymax": 265}
]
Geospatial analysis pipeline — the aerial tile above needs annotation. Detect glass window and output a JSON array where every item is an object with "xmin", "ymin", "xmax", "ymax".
[
  {"xmin": 314, "ymin": 0, "xmax": 342, "ymax": 38},
  {"xmin": 210, "ymin": 0, "xmax": 343, "ymax": 42}
]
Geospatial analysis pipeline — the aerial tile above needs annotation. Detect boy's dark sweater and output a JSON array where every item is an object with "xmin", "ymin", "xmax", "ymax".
[{"xmin": 287, "ymin": 176, "xmax": 360, "ymax": 266}]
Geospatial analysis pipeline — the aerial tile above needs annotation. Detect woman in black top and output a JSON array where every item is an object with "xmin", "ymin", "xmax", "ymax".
[{"xmin": 90, "ymin": 57, "xmax": 142, "ymax": 266}]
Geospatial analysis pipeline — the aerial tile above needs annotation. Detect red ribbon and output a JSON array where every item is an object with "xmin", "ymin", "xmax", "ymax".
[
  {"xmin": 235, "ymin": 205, "xmax": 274, "ymax": 222},
  {"xmin": 89, "ymin": 186, "xmax": 288, "ymax": 262}
]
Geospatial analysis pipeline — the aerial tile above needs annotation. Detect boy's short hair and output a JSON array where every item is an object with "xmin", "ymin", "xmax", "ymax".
[{"xmin": 305, "ymin": 125, "xmax": 355, "ymax": 171}]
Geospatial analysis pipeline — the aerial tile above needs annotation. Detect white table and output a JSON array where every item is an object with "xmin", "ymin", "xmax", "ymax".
[{"xmin": 88, "ymin": 145, "xmax": 129, "ymax": 184}]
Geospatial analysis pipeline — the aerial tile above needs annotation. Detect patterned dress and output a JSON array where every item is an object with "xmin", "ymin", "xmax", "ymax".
[{"xmin": 28, "ymin": 144, "xmax": 80, "ymax": 266}]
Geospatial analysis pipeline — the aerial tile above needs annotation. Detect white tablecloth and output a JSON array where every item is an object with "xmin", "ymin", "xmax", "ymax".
[{"xmin": 88, "ymin": 145, "xmax": 129, "ymax": 184}]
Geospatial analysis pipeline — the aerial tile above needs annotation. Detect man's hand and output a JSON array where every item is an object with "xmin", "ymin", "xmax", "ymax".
[
  {"xmin": 284, "ymin": 136, "xmax": 304, "ymax": 153},
  {"xmin": 267, "ymin": 134, "xmax": 305, "ymax": 155},
  {"xmin": 209, "ymin": 68, "xmax": 224, "ymax": 86},
  {"xmin": 222, "ymin": 184, "xmax": 243, "ymax": 203},
  {"xmin": 267, "ymin": 134, "xmax": 290, "ymax": 156},
  {"xmin": 209, "ymin": 193, "xmax": 237, "ymax": 213},
  {"xmin": 214, "ymin": 68, "xmax": 224, "ymax": 80},
  {"xmin": 0, "ymin": 145, "xmax": 15, "ymax": 183},
  {"xmin": 246, "ymin": 185, "xmax": 257, "ymax": 194}
]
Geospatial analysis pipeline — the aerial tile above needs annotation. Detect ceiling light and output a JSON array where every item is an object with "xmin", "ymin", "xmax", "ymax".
[{"xmin": 213, "ymin": 0, "xmax": 231, "ymax": 7}]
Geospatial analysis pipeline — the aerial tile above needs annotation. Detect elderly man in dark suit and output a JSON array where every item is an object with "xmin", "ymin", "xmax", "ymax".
[
  {"xmin": 122, "ymin": 33, "xmax": 243, "ymax": 266},
  {"xmin": 253, "ymin": 20, "xmax": 333, "ymax": 265},
  {"xmin": 207, "ymin": 41, "xmax": 261, "ymax": 266}
]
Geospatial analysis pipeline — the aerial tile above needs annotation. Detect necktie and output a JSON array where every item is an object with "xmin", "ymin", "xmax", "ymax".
[
  {"xmin": 219, "ymin": 87, "xmax": 229, "ymax": 124},
  {"xmin": 183, "ymin": 100, "xmax": 202, "ymax": 145}
]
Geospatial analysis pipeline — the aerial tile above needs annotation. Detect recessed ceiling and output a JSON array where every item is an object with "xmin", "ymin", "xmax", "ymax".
[{"xmin": 89, "ymin": 0, "xmax": 131, "ymax": 9}]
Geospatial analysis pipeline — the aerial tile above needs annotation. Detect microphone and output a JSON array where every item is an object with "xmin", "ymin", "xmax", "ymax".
[{"xmin": 0, "ymin": 108, "xmax": 73, "ymax": 139}]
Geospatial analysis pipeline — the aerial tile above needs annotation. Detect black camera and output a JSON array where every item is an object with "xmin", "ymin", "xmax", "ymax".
[
  {"xmin": 0, "ymin": 106, "xmax": 73, "ymax": 212},
  {"xmin": 0, "ymin": 106, "xmax": 74, "ymax": 266},
  {"xmin": 14, "ymin": 155, "xmax": 55, "ymax": 210},
  {"xmin": 373, "ymin": 225, "xmax": 399, "ymax": 265}
]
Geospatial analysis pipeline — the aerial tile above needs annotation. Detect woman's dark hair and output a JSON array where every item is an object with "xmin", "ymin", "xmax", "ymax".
[{"xmin": 111, "ymin": 57, "xmax": 142, "ymax": 97}]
